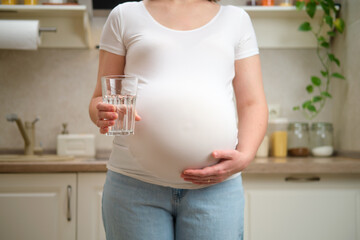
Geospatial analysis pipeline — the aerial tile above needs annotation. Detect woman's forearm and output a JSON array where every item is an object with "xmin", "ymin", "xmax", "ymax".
[{"xmin": 236, "ymin": 101, "xmax": 268, "ymax": 161}]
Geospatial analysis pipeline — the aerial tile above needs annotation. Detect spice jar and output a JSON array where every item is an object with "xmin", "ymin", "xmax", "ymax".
[
  {"xmin": 1, "ymin": 0, "xmax": 16, "ymax": 4},
  {"xmin": 310, "ymin": 122, "xmax": 334, "ymax": 157},
  {"xmin": 262, "ymin": 0, "xmax": 274, "ymax": 6},
  {"xmin": 268, "ymin": 118, "xmax": 288, "ymax": 157},
  {"xmin": 287, "ymin": 122, "xmax": 310, "ymax": 157},
  {"xmin": 24, "ymin": 0, "xmax": 37, "ymax": 4}
]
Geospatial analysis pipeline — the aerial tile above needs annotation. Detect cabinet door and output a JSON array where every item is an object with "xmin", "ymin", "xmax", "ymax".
[
  {"xmin": 77, "ymin": 172, "xmax": 106, "ymax": 240},
  {"xmin": 242, "ymin": 174, "xmax": 360, "ymax": 240},
  {"xmin": 0, "ymin": 173, "xmax": 77, "ymax": 240}
]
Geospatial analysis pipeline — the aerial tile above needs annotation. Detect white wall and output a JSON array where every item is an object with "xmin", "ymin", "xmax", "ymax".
[{"xmin": 332, "ymin": 0, "xmax": 360, "ymax": 152}]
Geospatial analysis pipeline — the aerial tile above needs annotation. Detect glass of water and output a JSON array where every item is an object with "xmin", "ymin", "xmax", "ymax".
[{"xmin": 101, "ymin": 75, "xmax": 138, "ymax": 136}]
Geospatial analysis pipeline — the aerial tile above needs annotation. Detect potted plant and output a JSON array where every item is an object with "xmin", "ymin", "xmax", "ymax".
[{"xmin": 293, "ymin": 0, "xmax": 345, "ymax": 120}]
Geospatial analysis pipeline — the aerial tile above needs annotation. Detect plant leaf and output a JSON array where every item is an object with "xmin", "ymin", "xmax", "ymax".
[
  {"xmin": 320, "ymin": 1, "xmax": 330, "ymax": 15},
  {"xmin": 327, "ymin": 31, "xmax": 336, "ymax": 37},
  {"xmin": 299, "ymin": 22, "xmax": 312, "ymax": 31},
  {"xmin": 306, "ymin": 1, "xmax": 317, "ymax": 18},
  {"xmin": 328, "ymin": 53, "xmax": 340, "ymax": 66},
  {"xmin": 306, "ymin": 84, "xmax": 314, "ymax": 93},
  {"xmin": 324, "ymin": 15, "xmax": 333, "ymax": 28},
  {"xmin": 331, "ymin": 72, "xmax": 345, "ymax": 79},
  {"xmin": 302, "ymin": 100, "xmax": 312, "ymax": 109},
  {"xmin": 293, "ymin": 106, "xmax": 300, "ymax": 111},
  {"xmin": 311, "ymin": 76, "xmax": 322, "ymax": 86},
  {"xmin": 313, "ymin": 95, "xmax": 323, "ymax": 102},
  {"xmin": 318, "ymin": 36, "xmax": 326, "ymax": 42},
  {"xmin": 334, "ymin": 18, "xmax": 345, "ymax": 33},
  {"xmin": 306, "ymin": 85, "xmax": 314, "ymax": 93},
  {"xmin": 307, "ymin": 104, "xmax": 317, "ymax": 112},
  {"xmin": 321, "ymin": 42, "xmax": 330, "ymax": 48},
  {"xmin": 329, "ymin": 0, "xmax": 337, "ymax": 12},
  {"xmin": 321, "ymin": 70, "xmax": 328, "ymax": 77},
  {"xmin": 321, "ymin": 91, "xmax": 332, "ymax": 98},
  {"xmin": 295, "ymin": 1, "xmax": 305, "ymax": 10}
]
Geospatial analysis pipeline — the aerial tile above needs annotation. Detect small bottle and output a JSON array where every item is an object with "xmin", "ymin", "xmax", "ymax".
[
  {"xmin": 262, "ymin": 0, "xmax": 274, "ymax": 6},
  {"xmin": 310, "ymin": 122, "xmax": 334, "ymax": 157},
  {"xmin": 287, "ymin": 122, "xmax": 310, "ymax": 157},
  {"xmin": 269, "ymin": 118, "xmax": 288, "ymax": 157}
]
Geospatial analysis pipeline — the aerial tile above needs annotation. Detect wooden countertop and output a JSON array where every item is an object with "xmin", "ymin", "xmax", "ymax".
[{"xmin": 0, "ymin": 156, "xmax": 359, "ymax": 174}]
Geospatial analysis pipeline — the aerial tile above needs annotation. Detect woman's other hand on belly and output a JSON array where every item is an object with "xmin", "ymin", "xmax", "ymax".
[{"xmin": 181, "ymin": 150, "xmax": 253, "ymax": 185}]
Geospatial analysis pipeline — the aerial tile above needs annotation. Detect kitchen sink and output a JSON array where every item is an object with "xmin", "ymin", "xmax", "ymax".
[{"xmin": 0, "ymin": 154, "xmax": 75, "ymax": 162}]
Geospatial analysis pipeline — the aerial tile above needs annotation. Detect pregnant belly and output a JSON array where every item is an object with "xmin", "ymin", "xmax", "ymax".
[{"xmin": 129, "ymin": 84, "xmax": 238, "ymax": 181}]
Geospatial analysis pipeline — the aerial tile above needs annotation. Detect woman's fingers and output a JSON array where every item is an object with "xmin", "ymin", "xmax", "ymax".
[
  {"xmin": 182, "ymin": 175, "xmax": 224, "ymax": 185},
  {"xmin": 96, "ymin": 119, "xmax": 115, "ymax": 128},
  {"xmin": 96, "ymin": 102, "xmax": 141, "ymax": 134},
  {"xmin": 135, "ymin": 111, "xmax": 141, "ymax": 121},
  {"xmin": 181, "ymin": 150, "xmax": 239, "ymax": 184},
  {"xmin": 98, "ymin": 111, "xmax": 118, "ymax": 121},
  {"xmin": 182, "ymin": 160, "xmax": 231, "ymax": 177},
  {"xmin": 97, "ymin": 102, "xmax": 116, "ymax": 112},
  {"xmin": 100, "ymin": 126, "xmax": 109, "ymax": 134}
]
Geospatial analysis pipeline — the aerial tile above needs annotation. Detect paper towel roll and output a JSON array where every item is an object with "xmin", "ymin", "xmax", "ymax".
[{"xmin": 0, "ymin": 20, "xmax": 41, "ymax": 50}]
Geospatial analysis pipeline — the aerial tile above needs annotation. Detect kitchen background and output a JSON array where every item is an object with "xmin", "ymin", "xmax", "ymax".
[{"xmin": 0, "ymin": 0, "xmax": 359, "ymax": 154}]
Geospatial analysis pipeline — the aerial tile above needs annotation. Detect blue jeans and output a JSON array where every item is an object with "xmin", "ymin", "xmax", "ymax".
[{"xmin": 102, "ymin": 170, "xmax": 244, "ymax": 240}]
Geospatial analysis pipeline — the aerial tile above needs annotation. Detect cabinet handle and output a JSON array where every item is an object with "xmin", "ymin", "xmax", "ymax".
[
  {"xmin": 285, "ymin": 176, "xmax": 321, "ymax": 182},
  {"xmin": 67, "ymin": 185, "xmax": 72, "ymax": 222}
]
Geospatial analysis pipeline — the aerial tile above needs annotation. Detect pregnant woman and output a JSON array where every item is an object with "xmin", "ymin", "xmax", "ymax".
[{"xmin": 89, "ymin": 0, "xmax": 267, "ymax": 239}]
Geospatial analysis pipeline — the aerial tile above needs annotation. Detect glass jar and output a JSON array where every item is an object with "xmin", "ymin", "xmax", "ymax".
[
  {"xmin": 310, "ymin": 122, "xmax": 334, "ymax": 157},
  {"xmin": 287, "ymin": 122, "xmax": 310, "ymax": 157},
  {"xmin": 24, "ymin": 0, "xmax": 37, "ymax": 5},
  {"xmin": 279, "ymin": 0, "xmax": 293, "ymax": 6},
  {"xmin": 1, "ymin": 0, "xmax": 16, "ymax": 4},
  {"xmin": 268, "ymin": 118, "xmax": 288, "ymax": 157}
]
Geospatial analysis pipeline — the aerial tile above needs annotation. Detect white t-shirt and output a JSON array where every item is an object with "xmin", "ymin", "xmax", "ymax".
[{"xmin": 100, "ymin": 1, "xmax": 259, "ymax": 189}]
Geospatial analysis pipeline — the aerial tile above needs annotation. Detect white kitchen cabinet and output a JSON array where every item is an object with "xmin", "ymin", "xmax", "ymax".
[
  {"xmin": 0, "ymin": 173, "xmax": 77, "ymax": 240},
  {"xmin": 242, "ymin": 174, "xmax": 360, "ymax": 240},
  {"xmin": 77, "ymin": 172, "xmax": 106, "ymax": 240}
]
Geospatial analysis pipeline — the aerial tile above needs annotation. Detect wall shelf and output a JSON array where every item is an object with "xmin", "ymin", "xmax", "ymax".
[
  {"xmin": 219, "ymin": 3, "xmax": 328, "ymax": 48},
  {"xmin": 0, "ymin": 5, "xmax": 91, "ymax": 49},
  {"xmin": 244, "ymin": 6, "xmax": 325, "ymax": 48}
]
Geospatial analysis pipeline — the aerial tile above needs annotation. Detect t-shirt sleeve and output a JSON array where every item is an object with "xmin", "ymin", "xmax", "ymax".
[
  {"xmin": 99, "ymin": 6, "xmax": 126, "ymax": 56},
  {"xmin": 234, "ymin": 11, "xmax": 259, "ymax": 60}
]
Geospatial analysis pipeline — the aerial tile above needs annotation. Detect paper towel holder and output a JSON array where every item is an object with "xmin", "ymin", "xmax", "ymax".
[{"xmin": 39, "ymin": 27, "xmax": 57, "ymax": 34}]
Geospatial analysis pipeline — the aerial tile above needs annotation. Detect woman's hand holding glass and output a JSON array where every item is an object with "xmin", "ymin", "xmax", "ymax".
[{"xmin": 96, "ymin": 102, "xmax": 141, "ymax": 134}]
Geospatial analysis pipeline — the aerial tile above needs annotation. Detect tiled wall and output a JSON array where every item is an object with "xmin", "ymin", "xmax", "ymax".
[
  {"xmin": 0, "ymin": 5, "xmax": 339, "ymax": 152},
  {"xmin": 332, "ymin": 0, "xmax": 360, "ymax": 152}
]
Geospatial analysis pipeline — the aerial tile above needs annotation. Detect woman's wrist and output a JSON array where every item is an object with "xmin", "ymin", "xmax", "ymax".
[{"xmin": 235, "ymin": 149, "xmax": 255, "ymax": 168}]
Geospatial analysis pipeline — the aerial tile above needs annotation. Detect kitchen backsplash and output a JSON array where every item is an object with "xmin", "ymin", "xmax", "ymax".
[{"xmin": 1, "ymin": 0, "xmax": 358, "ymax": 153}]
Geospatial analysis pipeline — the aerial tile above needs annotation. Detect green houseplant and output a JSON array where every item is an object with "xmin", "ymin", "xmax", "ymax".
[{"xmin": 293, "ymin": 0, "xmax": 345, "ymax": 120}]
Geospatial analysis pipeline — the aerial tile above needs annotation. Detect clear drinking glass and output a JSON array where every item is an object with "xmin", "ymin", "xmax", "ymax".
[{"xmin": 101, "ymin": 75, "xmax": 138, "ymax": 136}]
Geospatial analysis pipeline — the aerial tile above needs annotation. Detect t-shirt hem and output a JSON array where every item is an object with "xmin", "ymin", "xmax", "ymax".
[
  {"xmin": 235, "ymin": 49, "xmax": 259, "ymax": 60},
  {"xmin": 99, "ymin": 44, "xmax": 126, "ymax": 56},
  {"xmin": 107, "ymin": 164, "xmax": 240, "ymax": 189}
]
